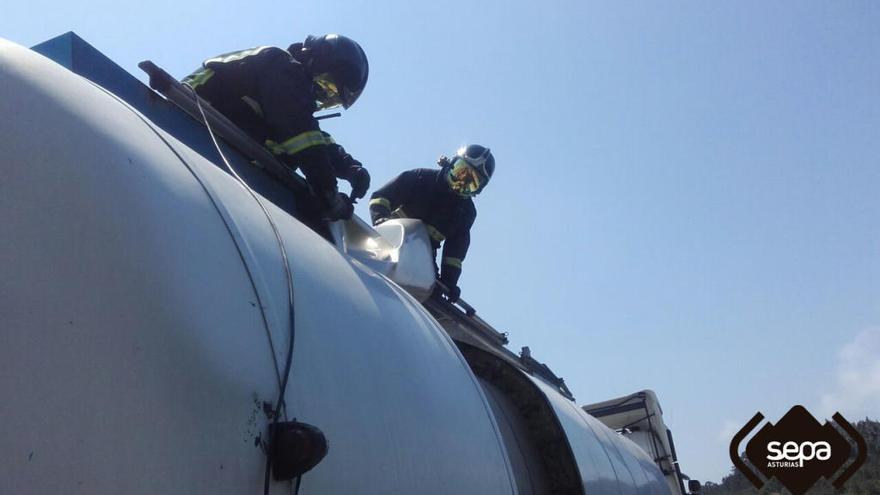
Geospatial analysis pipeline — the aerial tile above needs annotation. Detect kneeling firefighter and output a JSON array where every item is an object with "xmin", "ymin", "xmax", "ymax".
[
  {"xmin": 369, "ymin": 145, "xmax": 495, "ymax": 302},
  {"xmin": 182, "ymin": 34, "xmax": 371, "ymax": 228}
]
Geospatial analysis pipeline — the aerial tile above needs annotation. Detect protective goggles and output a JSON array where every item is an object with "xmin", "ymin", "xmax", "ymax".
[
  {"xmin": 446, "ymin": 158, "xmax": 486, "ymax": 196},
  {"xmin": 313, "ymin": 73, "xmax": 344, "ymax": 110}
]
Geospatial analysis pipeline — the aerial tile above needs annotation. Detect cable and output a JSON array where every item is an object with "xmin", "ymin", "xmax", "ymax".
[
  {"xmin": 187, "ymin": 88, "xmax": 301, "ymax": 495},
  {"xmin": 85, "ymin": 80, "xmax": 285, "ymax": 391}
]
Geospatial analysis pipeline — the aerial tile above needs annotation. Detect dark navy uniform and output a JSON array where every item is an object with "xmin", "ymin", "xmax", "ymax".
[
  {"xmin": 369, "ymin": 168, "xmax": 476, "ymax": 290},
  {"xmin": 183, "ymin": 46, "xmax": 365, "ymax": 203}
]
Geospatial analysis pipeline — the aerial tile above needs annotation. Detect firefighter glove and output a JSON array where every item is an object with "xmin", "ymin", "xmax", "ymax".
[{"xmin": 349, "ymin": 167, "xmax": 370, "ymax": 201}]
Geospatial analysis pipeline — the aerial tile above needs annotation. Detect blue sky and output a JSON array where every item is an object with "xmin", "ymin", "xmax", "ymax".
[{"xmin": 4, "ymin": 0, "xmax": 879, "ymax": 483}]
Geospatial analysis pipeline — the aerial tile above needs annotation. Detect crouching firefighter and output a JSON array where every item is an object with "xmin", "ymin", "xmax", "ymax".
[
  {"xmin": 182, "ymin": 34, "xmax": 371, "ymax": 232},
  {"xmin": 369, "ymin": 145, "xmax": 495, "ymax": 302}
]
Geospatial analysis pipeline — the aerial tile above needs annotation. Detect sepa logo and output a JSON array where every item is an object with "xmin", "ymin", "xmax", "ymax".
[
  {"xmin": 766, "ymin": 440, "xmax": 830, "ymax": 467},
  {"xmin": 729, "ymin": 405, "xmax": 867, "ymax": 495}
]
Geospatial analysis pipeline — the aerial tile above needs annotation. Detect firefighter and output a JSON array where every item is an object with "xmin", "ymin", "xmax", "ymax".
[
  {"xmin": 182, "ymin": 34, "xmax": 370, "ymax": 222},
  {"xmin": 369, "ymin": 145, "xmax": 495, "ymax": 302}
]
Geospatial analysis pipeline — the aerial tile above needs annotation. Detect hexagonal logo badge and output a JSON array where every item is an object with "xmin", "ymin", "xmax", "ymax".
[{"xmin": 729, "ymin": 406, "xmax": 867, "ymax": 495}]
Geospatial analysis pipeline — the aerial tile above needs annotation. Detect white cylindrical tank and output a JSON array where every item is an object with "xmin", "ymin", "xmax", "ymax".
[{"xmin": 0, "ymin": 38, "xmax": 516, "ymax": 495}]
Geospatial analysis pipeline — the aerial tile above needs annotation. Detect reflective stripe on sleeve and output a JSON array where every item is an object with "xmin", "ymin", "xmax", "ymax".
[
  {"xmin": 265, "ymin": 131, "xmax": 334, "ymax": 156},
  {"xmin": 183, "ymin": 68, "xmax": 214, "ymax": 89},
  {"xmin": 370, "ymin": 198, "xmax": 391, "ymax": 209},
  {"xmin": 442, "ymin": 257, "xmax": 463, "ymax": 268},
  {"xmin": 205, "ymin": 46, "xmax": 273, "ymax": 65}
]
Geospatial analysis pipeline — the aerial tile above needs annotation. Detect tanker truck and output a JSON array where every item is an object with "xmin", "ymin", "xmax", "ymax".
[{"xmin": 0, "ymin": 32, "xmax": 700, "ymax": 495}]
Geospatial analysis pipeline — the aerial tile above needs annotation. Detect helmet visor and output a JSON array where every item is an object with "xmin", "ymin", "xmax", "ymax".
[
  {"xmin": 314, "ymin": 73, "xmax": 344, "ymax": 110},
  {"xmin": 446, "ymin": 158, "xmax": 485, "ymax": 196}
]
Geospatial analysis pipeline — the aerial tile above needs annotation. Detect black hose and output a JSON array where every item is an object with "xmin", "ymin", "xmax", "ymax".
[{"xmin": 188, "ymin": 89, "xmax": 301, "ymax": 495}]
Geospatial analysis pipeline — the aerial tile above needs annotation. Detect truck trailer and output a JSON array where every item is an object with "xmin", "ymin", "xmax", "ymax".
[{"xmin": 0, "ymin": 33, "xmax": 700, "ymax": 495}]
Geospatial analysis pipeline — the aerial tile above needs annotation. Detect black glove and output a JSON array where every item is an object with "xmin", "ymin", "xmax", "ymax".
[
  {"xmin": 437, "ymin": 155, "xmax": 451, "ymax": 168},
  {"xmin": 349, "ymin": 167, "xmax": 370, "ymax": 201}
]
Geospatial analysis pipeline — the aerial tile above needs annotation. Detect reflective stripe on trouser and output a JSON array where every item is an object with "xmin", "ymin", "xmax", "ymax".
[
  {"xmin": 442, "ymin": 257, "xmax": 463, "ymax": 268},
  {"xmin": 265, "ymin": 131, "xmax": 335, "ymax": 156},
  {"xmin": 369, "ymin": 198, "xmax": 391, "ymax": 209},
  {"xmin": 182, "ymin": 67, "xmax": 214, "ymax": 89}
]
